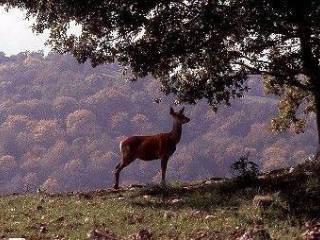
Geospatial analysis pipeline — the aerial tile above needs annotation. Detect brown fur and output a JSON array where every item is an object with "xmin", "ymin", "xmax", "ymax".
[{"xmin": 113, "ymin": 107, "xmax": 189, "ymax": 189}]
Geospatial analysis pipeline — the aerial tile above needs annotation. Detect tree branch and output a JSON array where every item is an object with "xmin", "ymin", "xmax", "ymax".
[{"xmin": 232, "ymin": 61, "xmax": 314, "ymax": 92}]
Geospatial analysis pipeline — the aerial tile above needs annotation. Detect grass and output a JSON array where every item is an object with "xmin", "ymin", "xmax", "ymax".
[{"xmin": 0, "ymin": 167, "xmax": 319, "ymax": 239}]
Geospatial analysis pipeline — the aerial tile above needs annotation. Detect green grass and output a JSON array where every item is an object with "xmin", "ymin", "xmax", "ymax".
[{"xmin": 0, "ymin": 170, "xmax": 319, "ymax": 239}]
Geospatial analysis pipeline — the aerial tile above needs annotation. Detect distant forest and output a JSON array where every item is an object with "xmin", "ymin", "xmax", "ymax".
[{"xmin": 0, "ymin": 52, "xmax": 317, "ymax": 194}]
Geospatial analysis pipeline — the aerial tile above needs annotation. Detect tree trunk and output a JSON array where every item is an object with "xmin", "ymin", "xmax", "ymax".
[
  {"xmin": 298, "ymin": 21, "xmax": 320, "ymax": 160},
  {"xmin": 314, "ymin": 93, "xmax": 320, "ymax": 160}
]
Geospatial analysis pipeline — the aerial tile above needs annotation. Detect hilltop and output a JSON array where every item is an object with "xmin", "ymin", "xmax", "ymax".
[{"xmin": 1, "ymin": 161, "xmax": 319, "ymax": 239}]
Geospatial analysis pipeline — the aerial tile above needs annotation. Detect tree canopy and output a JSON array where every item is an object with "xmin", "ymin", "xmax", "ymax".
[{"xmin": 1, "ymin": 0, "xmax": 320, "ymax": 147}]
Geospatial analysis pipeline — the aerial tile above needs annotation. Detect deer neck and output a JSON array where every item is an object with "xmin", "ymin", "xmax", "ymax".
[{"xmin": 170, "ymin": 120, "xmax": 182, "ymax": 144}]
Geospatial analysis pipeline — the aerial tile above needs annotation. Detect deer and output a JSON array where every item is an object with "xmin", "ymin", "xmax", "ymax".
[{"xmin": 113, "ymin": 107, "xmax": 190, "ymax": 189}]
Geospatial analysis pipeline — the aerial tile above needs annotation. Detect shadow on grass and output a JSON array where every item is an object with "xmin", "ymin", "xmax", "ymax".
[
  {"xmin": 259, "ymin": 172, "xmax": 320, "ymax": 220},
  {"xmin": 127, "ymin": 180, "xmax": 257, "ymax": 211},
  {"xmin": 126, "ymin": 172, "xmax": 320, "ymax": 220}
]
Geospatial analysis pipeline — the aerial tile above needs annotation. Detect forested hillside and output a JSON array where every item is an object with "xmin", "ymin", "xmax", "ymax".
[{"xmin": 0, "ymin": 52, "xmax": 317, "ymax": 194}]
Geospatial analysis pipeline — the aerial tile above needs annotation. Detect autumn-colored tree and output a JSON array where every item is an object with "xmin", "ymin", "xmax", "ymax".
[
  {"xmin": 43, "ymin": 140, "xmax": 69, "ymax": 166},
  {"xmin": 41, "ymin": 177, "xmax": 60, "ymax": 193},
  {"xmin": 53, "ymin": 96, "xmax": 78, "ymax": 120},
  {"xmin": 66, "ymin": 109, "xmax": 96, "ymax": 138},
  {"xmin": 32, "ymin": 120, "xmax": 63, "ymax": 146},
  {"xmin": 12, "ymin": 100, "xmax": 52, "ymax": 119},
  {"xmin": 23, "ymin": 172, "xmax": 41, "ymax": 192},
  {"xmin": 83, "ymin": 88, "xmax": 130, "ymax": 127},
  {"xmin": 261, "ymin": 145, "xmax": 290, "ymax": 171},
  {"xmin": 110, "ymin": 111, "xmax": 129, "ymax": 134},
  {"xmin": 131, "ymin": 113, "xmax": 153, "ymax": 134},
  {"xmin": 0, "ymin": 115, "xmax": 33, "ymax": 157},
  {"xmin": 0, "ymin": 155, "xmax": 16, "ymax": 182}
]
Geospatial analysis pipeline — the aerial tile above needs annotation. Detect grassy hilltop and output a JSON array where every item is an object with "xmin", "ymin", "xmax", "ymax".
[{"xmin": 0, "ymin": 162, "xmax": 319, "ymax": 240}]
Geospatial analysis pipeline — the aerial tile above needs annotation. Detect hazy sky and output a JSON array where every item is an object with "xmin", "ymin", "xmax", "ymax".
[{"xmin": 0, "ymin": 6, "xmax": 50, "ymax": 56}]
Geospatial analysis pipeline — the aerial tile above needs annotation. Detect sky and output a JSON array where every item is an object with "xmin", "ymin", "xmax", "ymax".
[{"xmin": 0, "ymin": 6, "xmax": 50, "ymax": 56}]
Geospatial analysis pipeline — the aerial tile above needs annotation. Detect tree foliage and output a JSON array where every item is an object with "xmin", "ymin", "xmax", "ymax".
[{"xmin": 230, "ymin": 153, "xmax": 259, "ymax": 183}]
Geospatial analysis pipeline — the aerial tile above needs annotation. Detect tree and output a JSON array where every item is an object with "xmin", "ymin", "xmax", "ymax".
[
  {"xmin": 41, "ymin": 177, "xmax": 60, "ymax": 192},
  {"xmin": 1, "ymin": 1, "xmax": 320, "ymax": 155},
  {"xmin": 53, "ymin": 96, "xmax": 78, "ymax": 120},
  {"xmin": 12, "ymin": 99, "xmax": 52, "ymax": 119},
  {"xmin": 0, "ymin": 155, "xmax": 16, "ymax": 182},
  {"xmin": 66, "ymin": 109, "xmax": 96, "ymax": 138},
  {"xmin": 32, "ymin": 120, "xmax": 63, "ymax": 146}
]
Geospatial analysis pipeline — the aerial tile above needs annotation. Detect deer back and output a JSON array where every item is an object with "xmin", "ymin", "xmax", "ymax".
[{"xmin": 121, "ymin": 133, "xmax": 177, "ymax": 161}]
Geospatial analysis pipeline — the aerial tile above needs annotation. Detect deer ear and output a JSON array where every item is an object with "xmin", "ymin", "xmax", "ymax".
[
  {"xmin": 170, "ymin": 107, "xmax": 175, "ymax": 115},
  {"xmin": 179, "ymin": 107, "xmax": 185, "ymax": 114}
]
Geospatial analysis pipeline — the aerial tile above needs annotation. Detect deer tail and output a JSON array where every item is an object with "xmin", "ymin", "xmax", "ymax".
[{"xmin": 119, "ymin": 141, "xmax": 124, "ymax": 153}]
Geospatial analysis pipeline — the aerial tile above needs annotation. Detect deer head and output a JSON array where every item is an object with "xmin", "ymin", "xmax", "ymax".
[{"xmin": 170, "ymin": 107, "xmax": 190, "ymax": 124}]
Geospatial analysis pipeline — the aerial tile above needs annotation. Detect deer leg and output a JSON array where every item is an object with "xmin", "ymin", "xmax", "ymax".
[
  {"xmin": 160, "ymin": 157, "xmax": 169, "ymax": 186},
  {"xmin": 113, "ymin": 164, "xmax": 121, "ymax": 189},
  {"xmin": 113, "ymin": 163, "xmax": 121, "ymax": 189},
  {"xmin": 114, "ymin": 157, "xmax": 134, "ymax": 189}
]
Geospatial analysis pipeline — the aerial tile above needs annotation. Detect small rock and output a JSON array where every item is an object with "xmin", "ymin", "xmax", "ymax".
[
  {"xmin": 143, "ymin": 195, "xmax": 151, "ymax": 200},
  {"xmin": 53, "ymin": 235, "xmax": 66, "ymax": 240},
  {"xmin": 305, "ymin": 170, "xmax": 313, "ymax": 176},
  {"xmin": 209, "ymin": 177, "xmax": 227, "ymax": 182},
  {"xmin": 301, "ymin": 221, "xmax": 320, "ymax": 240},
  {"xmin": 239, "ymin": 219, "xmax": 271, "ymax": 240},
  {"xmin": 253, "ymin": 225, "xmax": 271, "ymax": 239},
  {"xmin": 39, "ymin": 224, "xmax": 48, "ymax": 234},
  {"xmin": 135, "ymin": 214, "xmax": 144, "ymax": 224},
  {"xmin": 78, "ymin": 193, "xmax": 93, "ymax": 200},
  {"xmin": 289, "ymin": 166, "xmax": 295, "ymax": 173},
  {"xmin": 87, "ymin": 231, "xmax": 93, "ymax": 239},
  {"xmin": 136, "ymin": 229, "xmax": 152, "ymax": 240},
  {"xmin": 129, "ymin": 184, "xmax": 144, "ymax": 188},
  {"xmin": 96, "ymin": 189, "xmax": 108, "ymax": 194},
  {"xmin": 126, "ymin": 214, "xmax": 137, "ymax": 225},
  {"xmin": 56, "ymin": 216, "xmax": 65, "ymax": 222},
  {"xmin": 36, "ymin": 205, "xmax": 44, "ymax": 211},
  {"xmin": 50, "ymin": 216, "xmax": 65, "ymax": 224},
  {"xmin": 229, "ymin": 226, "xmax": 245, "ymax": 239},
  {"xmin": 238, "ymin": 230, "xmax": 253, "ymax": 240},
  {"xmin": 171, "ymin": 198, "xmax": 183, "ymax": 204},
  {"xmin": 37, "ymin": 188, "xmax": 46, "ymax": 193},
  {"xmin": 87, "ymin": 226, "xmax": 118, "ymax": 240},
  {"xmin": 163, "ymin": 211, "xmax": 177, "ymax": 220},
  {"xmin": 253, "ymin": 195, "xmax": 273, "ymax": 208},
  {"xmin": 258, "ymin": 175, "xmax": 268, "ymax": 180},
  {"xmin": 190, "ymin": 210, "xmax": 201, "ymax": 217},
  {"xmin": 205, "ymin": 215, "xmax": 215, "ymax": 220}
]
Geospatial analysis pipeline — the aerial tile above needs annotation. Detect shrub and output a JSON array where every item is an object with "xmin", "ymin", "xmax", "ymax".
[{"xmin": 230, "ymin": 153, "xmax": 259, "ymax": 184}]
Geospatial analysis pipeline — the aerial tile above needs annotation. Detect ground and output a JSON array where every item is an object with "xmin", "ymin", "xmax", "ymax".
[{"xmin": 0, "ymin": 163, "xmax": 319, "ymax": 240}]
